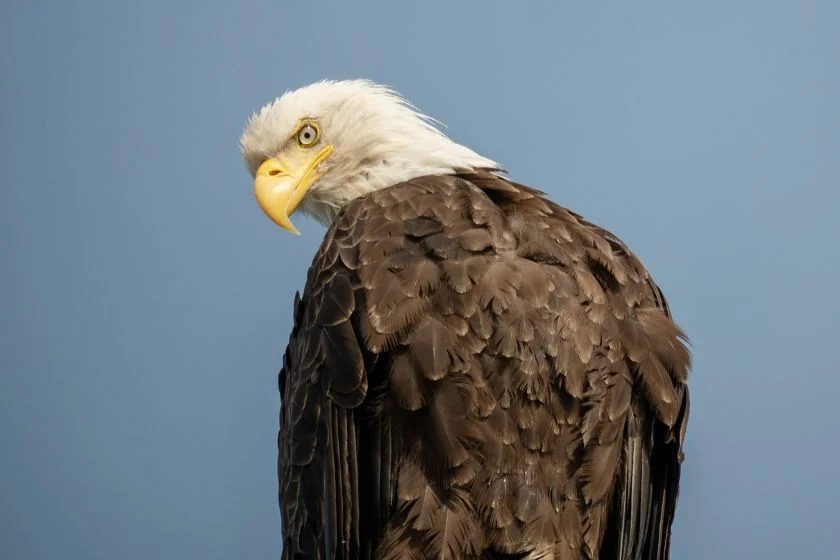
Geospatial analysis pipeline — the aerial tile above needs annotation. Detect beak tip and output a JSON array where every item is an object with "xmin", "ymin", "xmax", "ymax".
[{"xmin": 278, "ymin": 218, "xmax": 301, "ymax": 236}]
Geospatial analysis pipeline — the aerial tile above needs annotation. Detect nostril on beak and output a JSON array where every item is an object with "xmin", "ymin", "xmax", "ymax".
[{"xmin": 268, "ymin": 169, "xmax": 280, "ymax": 176}]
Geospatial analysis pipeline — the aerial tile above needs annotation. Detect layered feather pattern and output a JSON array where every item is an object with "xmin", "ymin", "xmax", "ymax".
[{"xmin": 277, "ymin": 171, "xmax": 690, "ymax": 559}]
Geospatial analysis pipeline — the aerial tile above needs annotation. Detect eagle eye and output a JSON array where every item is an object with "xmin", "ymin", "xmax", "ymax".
[{"xmin": 297, "ymin": 123, "xmax": 319, "ymax": 147}]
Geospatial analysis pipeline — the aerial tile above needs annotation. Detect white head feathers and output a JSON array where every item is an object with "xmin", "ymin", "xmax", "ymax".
[{"xmin": 240, "ymin": 79, "xmax": 500, "ymax": 225}]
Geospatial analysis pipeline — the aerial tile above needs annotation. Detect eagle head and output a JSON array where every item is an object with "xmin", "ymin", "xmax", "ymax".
[{"xmin": 240, "ymin": 79, "xmax": 499, "ymax": 233}]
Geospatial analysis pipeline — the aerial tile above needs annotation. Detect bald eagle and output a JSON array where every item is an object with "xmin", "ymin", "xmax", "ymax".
[{"xmin": 240, "ymin": 80, "xmax": 690, "ymax": 560}]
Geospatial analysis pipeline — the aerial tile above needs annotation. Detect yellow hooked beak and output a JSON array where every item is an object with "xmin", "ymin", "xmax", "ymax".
[{"xmin": 254, "ymin": 144, "xmax": 334, "ymax": 234}]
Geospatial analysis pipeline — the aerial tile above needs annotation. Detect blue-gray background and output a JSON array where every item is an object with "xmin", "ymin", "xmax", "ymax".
[{"xmin": 2, "ymin": 1, "xmax": 838, "ymax": 558}]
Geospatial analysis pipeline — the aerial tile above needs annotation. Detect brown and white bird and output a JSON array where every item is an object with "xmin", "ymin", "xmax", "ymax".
[{"xmin": 240, "ymin": 79, "xmax": 691, "ymax": 560}]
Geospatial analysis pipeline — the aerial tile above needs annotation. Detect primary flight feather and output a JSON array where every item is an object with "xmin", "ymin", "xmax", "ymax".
[{"xmin": 240, "ymin": 79, "xmax": 691, "ymax": 560}]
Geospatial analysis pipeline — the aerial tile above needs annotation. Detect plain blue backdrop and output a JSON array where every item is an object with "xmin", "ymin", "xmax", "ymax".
[{"xmin": 2, "ymin": 1, "xmax": 838, "ymax": 558}]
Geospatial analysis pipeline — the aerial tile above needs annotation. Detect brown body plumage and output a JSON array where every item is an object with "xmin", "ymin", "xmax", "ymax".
[{"xmin": 277, "ymin": 170, "xmax": 690, "ymax": 559}]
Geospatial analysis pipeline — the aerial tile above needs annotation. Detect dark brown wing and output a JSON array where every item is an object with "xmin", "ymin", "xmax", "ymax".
[
  {"xmin": 472, "ymin": 173, "xmax": 691, "ymax": 560},
  {"xmin": 278, "ymin": 171, "xmax": 691, "ymax": 559},
  {"xmin": 457, "ymin": 171, "xmax": 691, "ymax": 559},
  {"xmin": 276, "ymin": 244, "xmax": 375, "ymax": 558},
  {"xmin": 570, "ymin": 217, "xmax": 691, "ymax": 560}
]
